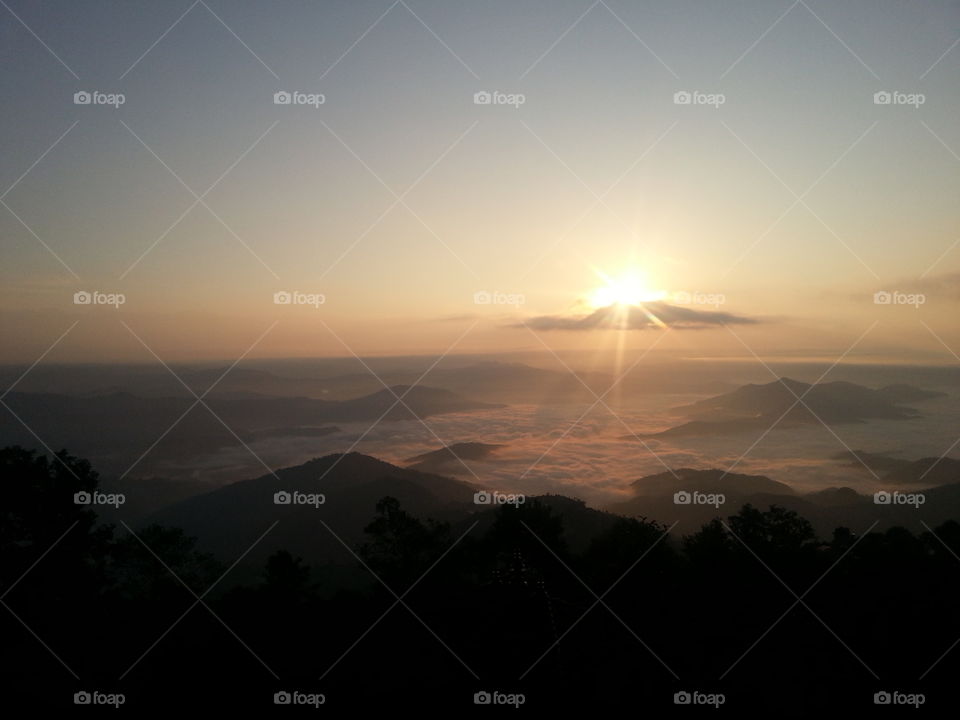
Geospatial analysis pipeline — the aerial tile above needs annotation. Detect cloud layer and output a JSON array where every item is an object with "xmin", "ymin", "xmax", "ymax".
[{"xmin": 517, "ymin": 302, "xmax": 758, "ymax": 331}]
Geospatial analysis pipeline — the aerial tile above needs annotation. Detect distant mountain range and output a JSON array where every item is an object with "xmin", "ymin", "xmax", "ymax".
[
  {"xmin": 0, "ymin": 386, "xmax": 499, "ymax": 475},
  {"xmin": 833, "ymin": 449, "xmax": 960, "ymax": 485},
  {"xmin": 635, "ymin": 377, "xmax": 944, "ymax": 439},
  {"xmin": 0, "ymin": 359, "xmax": 733, "ymax": 404}
]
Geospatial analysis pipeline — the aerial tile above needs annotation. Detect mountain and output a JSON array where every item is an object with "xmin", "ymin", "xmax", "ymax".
[
  {"xmin": 832, "ymin": 450, "xmax": 960, "ymax": 487},
  {"xmin": 0, "ymin": 386, "xmax": 499, "ymax": 475},
  {"xmin": 831, "ymin": 449, "xmax": 912, "ymax": 474},
  {"xmin": 405, "ymin": 442, "xmax": 504, "ymax": 473},
  {"xmin": 881, "ymin": 457, "xmax": 960, "ymax": 486},
  {"xmin": 678, "ymin": 377, "xmax": 938, "ymax": 421},
  {"xmin": 147, "ymin": 452, "xmax": 480, "ymax": 570},
  {"xmin": 628, "ymin": 467, "xmax": 796, "ymax": 497},
  {"xmin": 804, "ymin": 486, "xmax": 864, "ymax": 507},
  {"xmin": 146, "ymin": 450, "xmax": 646, "ymax": 571},
  {"xmin": 605, "ymin": 463, "xmax": 960, "ymax": 537},
  {"xmin": 607, "ymin": 468, "xmax": 795, "ymax": 533},
  {"xmin": 123, "ymin": 450, "xmax": 960, "ymax": 573},
  {"xmin": 634, "ymin": 378, "xmax": 943, "ymax": 439}
]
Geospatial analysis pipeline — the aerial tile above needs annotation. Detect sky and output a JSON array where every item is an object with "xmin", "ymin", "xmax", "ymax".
[{"xmin": 1, "ymin": 0, "xmax": 959, "ymax": 364}]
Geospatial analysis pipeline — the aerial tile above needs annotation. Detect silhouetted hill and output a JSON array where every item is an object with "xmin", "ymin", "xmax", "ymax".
[
  {"xmin": 147, "ymin": 453, "xmax": 639, "ymax": 569},
  {"xmin": 148, "ymin": 452, "xmax": 479, "ymax": 568},
  {"xmin": 804, "ymin": 486, "xmax": 864, "ymax": 506},
  {"xmin": 629, "ymin": 467, "xmax": 796, "ymax": 497},
  {"xmin": 609, "ymin": 468, "xmax": 795, "ymax": 532},
  {"xmin": 606, "ymin": 463, "xmax": 960, "ymax": 537}
]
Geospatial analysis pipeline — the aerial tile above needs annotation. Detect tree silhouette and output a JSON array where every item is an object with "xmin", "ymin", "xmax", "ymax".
[{"xmin": 359, "ymin": 496, "xmax": 452, "ymax": 588}]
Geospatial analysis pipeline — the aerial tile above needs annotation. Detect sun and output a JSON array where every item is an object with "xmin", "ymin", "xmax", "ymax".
[{"xmin": 587, "ymin": 269, "xmax": 666, "ymax": 309}]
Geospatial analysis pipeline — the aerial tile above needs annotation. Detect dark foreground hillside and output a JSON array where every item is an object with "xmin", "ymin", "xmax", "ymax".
[{"xmin": 2, "ymin": 445, "xmax": 957, "ymax": 714}]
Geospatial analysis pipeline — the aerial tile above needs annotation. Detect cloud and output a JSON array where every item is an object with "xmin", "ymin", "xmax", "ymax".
[
  {"xmin": 911, "ymin": 271, "xmax": 960, "ymax": 300},
  {"xmin": 436, "ymin": 313, "xmax": 480, "ymax": 322},
  {"xmin": 848, "ymin": 272, "xmax": 960, "ymax": 303},
  {"xmin": 515, "ymin": 302, "xmax": 759, "ymax": 331}
]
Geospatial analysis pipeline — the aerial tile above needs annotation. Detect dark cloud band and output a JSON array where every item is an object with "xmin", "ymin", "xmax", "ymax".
[{"xmin": 517, "ymin": 302, "xmax": 758, "ymax": 331}]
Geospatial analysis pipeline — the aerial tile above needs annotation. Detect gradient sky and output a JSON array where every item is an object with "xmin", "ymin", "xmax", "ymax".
[{"xmin": 1, "ymin": 0, "xmax": 958, "ymax": 363}]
